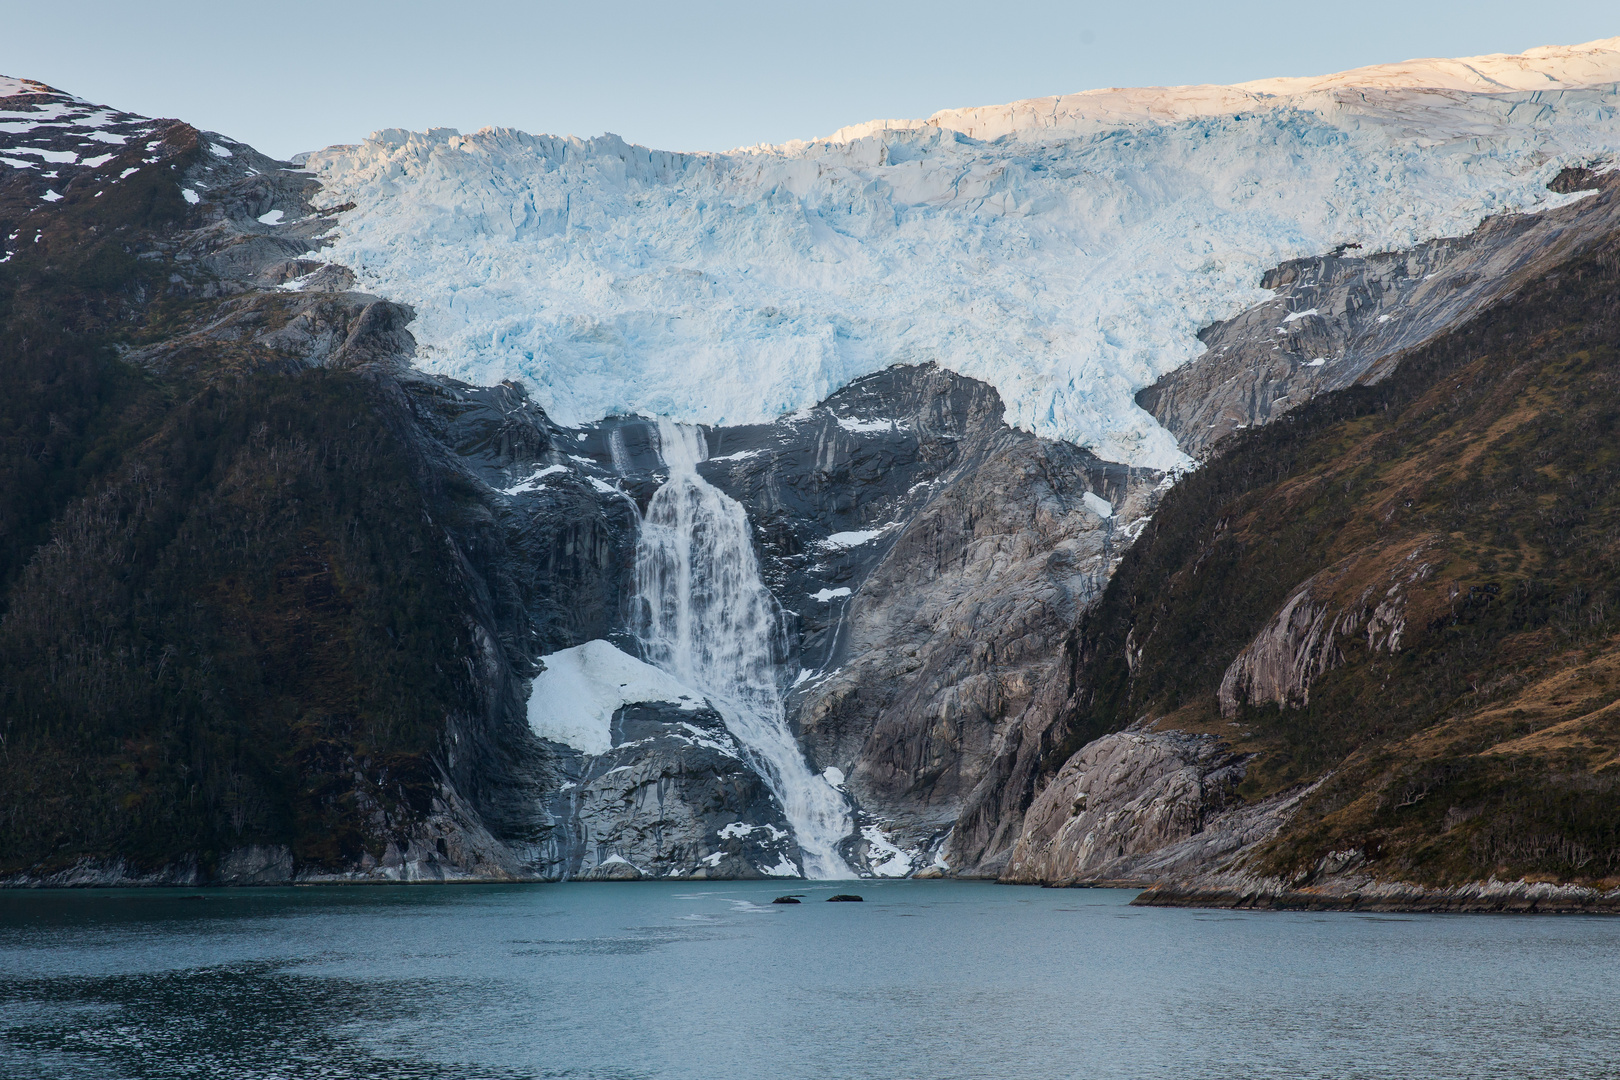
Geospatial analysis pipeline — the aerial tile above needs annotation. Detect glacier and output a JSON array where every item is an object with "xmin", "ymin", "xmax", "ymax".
[{"xmin": 305, "ymin": 39, "xmax": 1620, "ymax": 469}]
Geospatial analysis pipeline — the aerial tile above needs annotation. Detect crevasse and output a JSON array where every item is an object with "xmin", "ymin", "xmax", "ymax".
[{"xmin": 634, "ymin": 420, "xmax": 854, "ymax": 878}]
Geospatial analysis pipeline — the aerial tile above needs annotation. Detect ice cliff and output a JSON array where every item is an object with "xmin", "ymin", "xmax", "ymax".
[{"xmin": 305, "ymin": 39, "xmax": 1620, "ymax": 469}]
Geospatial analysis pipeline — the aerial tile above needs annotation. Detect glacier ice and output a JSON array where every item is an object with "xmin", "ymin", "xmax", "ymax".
[{"xmin": 305, "ymin": 39, "xmax": 1620, "ymax": 469}]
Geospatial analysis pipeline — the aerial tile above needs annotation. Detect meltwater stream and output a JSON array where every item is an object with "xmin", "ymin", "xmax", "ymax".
[{"xmin": 634, "ymin": 420, "xmax": 854, "ymax": 878}]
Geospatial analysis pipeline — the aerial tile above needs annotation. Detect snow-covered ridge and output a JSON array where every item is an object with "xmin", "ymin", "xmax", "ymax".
[
  {"xmin": 306, "ymin": 40, "xmax": 1620, "ymax": 468},
  {"xmin": 784, "ymin": 37, "xmax": 1620, "ymax": 149},
  {"xmin": 0, "ymin": 76, "xmax": 52, "ymax": 99}
]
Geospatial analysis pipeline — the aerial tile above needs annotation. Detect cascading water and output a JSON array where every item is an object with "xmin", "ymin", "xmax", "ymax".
[{"xmin": 634, "ymin": 419, "xmax": 855, "ymax": 879}]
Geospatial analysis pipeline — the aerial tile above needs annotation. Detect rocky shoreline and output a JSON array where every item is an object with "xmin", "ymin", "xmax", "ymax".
[
  {"xmin": 1129, "ymin": 875, "xmax": 1620, "ymax": 914},
  {"xmin": 9, "ymin": 859, "xmax": 1620, "ymax": 919}
]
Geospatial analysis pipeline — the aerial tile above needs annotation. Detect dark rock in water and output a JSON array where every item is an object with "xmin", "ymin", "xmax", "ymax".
[
  {"xmin": 772, "ymin": 896, "xmax": 802, "ymax": 904},
  {"xmin": 827, "ymin": 894, "xmax": 864, "ymax": 902}
]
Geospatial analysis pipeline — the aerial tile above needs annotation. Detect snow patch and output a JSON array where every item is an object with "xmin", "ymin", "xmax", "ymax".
[
  {"xmin": 1082, "ymin": 492, "xmax": 1114, "ymax": 519},
  {"xmin": 760, "ymin": 855, "xmax": 801, "ymax": 877},
  {"xmin": 861, "ymin": 824, "xmax": 915, "ymax": 877},
  {"xmin": 718, "ymin": 821, "xmax": 789, "ymax": 842},
  {"xmin": 180, "ymin": 187, "xmax": 199, "ymax": 205},
  {"xmin": 257, "ymin": 209, "xmax": 285, "ymax": 225},
  {"xmin": 809, "ymin": 586, "xmax": 852, "ymax": 602},
  {"xmin": 1283, "ymin": 308, "xmax": 1319, "ymax": 322},
  {"xmin": 500, "ymin": 462, "xmax": 567, "ymax": 494},
  {"xmin": 823, "ymin": 528, "xmax": 889, "ymax": 549},
  {"xmin": 40, "ymin": 190, "xmax": 60, "ymax": 202},
  {"xmin": 526, "ymin": 639, "xmax": 707, "ymax": 755},
  {"xmin": 834, "ymin": 415, "xmax": 898, "ymax": 434}
]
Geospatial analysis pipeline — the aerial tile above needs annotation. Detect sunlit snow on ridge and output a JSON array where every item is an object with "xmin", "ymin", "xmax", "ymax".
[{"xmin": 306, "ymin": 39, "xmax": 1620, "ymax": 469}]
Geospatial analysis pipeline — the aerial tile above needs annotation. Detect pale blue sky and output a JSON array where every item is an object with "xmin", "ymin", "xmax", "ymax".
[{"xmin": 5, "ymin": 2, "xmax": 1615, "ymax": 160}]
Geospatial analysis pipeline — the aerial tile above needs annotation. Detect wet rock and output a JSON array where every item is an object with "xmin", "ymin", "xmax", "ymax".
[
  {"xmin": 539, "ymin": 701, "xmax": 803, "ymax": 881},
  {"xmin": 772, "ymin": 895, "xmax": 802, "ymax": 904},
  {"xmin": 827, "ymin": 894, "xmax": 863, "ymax": 902},
  {"xmin": 582, "ymin": 858, "xmax": 644, "ymax": 881}
]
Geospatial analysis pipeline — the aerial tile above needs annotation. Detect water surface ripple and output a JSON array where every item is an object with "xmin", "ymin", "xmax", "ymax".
[{"xmin": 1, "ymin": 881, "xmax": 1616, "ymax": 1079}]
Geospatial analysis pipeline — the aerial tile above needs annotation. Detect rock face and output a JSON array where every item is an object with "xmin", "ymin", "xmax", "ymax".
[
  {"xmin": 1216, "ymin": 549, "xmax": 1426, "ymax": 717},
  {"xmin": 1138, "ymin": 171, "xmax": 1620, "ymax": 458},
  {"xmin": 1002, "ymin": 731, "xmax": 1245, "ymax": 883},
  {"xmin": 1216, "ymin": 574, "xmax": 1354, "ymax": 717},
  {"xmin": 454, "ymin": 363, "xmax": 1164, "ymax": 878},
  {"xmin": 789, "ymin": 413, "xmax": 1161, "ymax": 864},
  {"xmin": 537, "ymin": 702, "xmax": 800, "ymax": 880},
  {"xmin": 1000, "ymin": 730, "xmax": 1323, "ymax": 887}
]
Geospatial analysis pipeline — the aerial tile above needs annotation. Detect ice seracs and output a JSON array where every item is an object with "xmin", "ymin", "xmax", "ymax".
[{"xmin": 306, "ymin": 39, "xmax": 1620, "ymax": 469}]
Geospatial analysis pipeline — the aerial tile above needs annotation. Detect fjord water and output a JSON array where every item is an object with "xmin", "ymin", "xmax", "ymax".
[
  {"xmin": 635, "ymin": 419, "xmax": 854, "ymax": 878},
  {"xmin": 3, "ymin": 882, "xmax": 1617, "ymax": 1080}
]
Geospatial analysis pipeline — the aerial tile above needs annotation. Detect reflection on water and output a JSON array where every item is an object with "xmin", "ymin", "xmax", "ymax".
[
  {"xmin": 2, "ymin": 880, "xmax": 1618, "ymax": 1080},
  {"xmin": 1, "ymin": 961, "xmax": 532, "ymax": 1080}
]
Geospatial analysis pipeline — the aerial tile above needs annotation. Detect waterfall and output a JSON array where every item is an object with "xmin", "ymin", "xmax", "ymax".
[{"xmin": 634, "ymin": 420, "xmax": 855, "ymax": 879}]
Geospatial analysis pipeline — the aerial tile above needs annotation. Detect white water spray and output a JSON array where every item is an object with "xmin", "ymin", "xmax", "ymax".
[{"xmin": 634, "ymin": 420, "xmax": 855, "ymax": 879}]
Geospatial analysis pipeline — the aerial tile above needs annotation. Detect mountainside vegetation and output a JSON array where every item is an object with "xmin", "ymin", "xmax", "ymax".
[
  {"xmin": 0, "ymin": 126, "xmax": 494, "ymax": 879},
  {"xmin": 1056, "ymin": 217, "xmax": 1620, "ymax": 890}
]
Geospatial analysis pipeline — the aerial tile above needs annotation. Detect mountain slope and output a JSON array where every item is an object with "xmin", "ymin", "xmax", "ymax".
[
  {"xmin": 1005, "ymin": 175, "xmax": 1620, "ymax": 908},
  {"xmin": 0, "ymin": 80, "xmax": 539, "ymax": 884}
]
